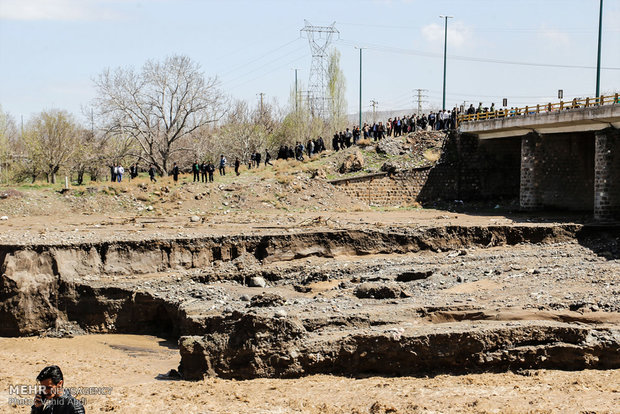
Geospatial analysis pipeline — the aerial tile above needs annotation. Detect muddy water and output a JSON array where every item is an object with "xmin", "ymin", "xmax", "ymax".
[{"xmin": 1, "ymin": 334, "xmax": 619, "ymax": 413}]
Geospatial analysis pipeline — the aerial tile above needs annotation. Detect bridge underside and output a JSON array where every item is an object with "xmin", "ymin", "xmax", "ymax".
[{"xmin": 460, "ymin": 105, "xmax": 620, "ymax": 221}]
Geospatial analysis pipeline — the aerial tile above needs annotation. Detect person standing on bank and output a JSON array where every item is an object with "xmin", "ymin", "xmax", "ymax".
[
  {"xmin": 201, "ymin": 161, "xmax": 207, "ymax": 182},
  {"xmin": 31, "ymin": 365, "xmax": 85, "ymax": 414},
  {"xmin": 207, "ymin": 160, "xmax": 215, "ymax": 182},
  {"xmin": 172, "ymin": 162, "xmax": 179, "ymax": 182},
  {"xmin": 148, "ymin": 165, "xmax": 157, "ymax": 182},
  {"xmin": 219, "ymin": 155, "xmax": 227, "ymax": 176},
  {"xmin": 192, "ymin": 161, "xmax": 200, "ymax": 182},
  {"xmin": 234, "ymin": 157, "xmax": 240, "ymax": 176}
]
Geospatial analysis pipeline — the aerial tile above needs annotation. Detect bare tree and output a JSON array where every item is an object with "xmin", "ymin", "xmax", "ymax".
[
  {"xmin": 94, "ymin": 55, "xmax": 226, "ymax": 175},
  {"xmin": 327, "ymin": 48, "xmax": 347, "ymax": 130},
  {"xmin": 22, "ymin": 110, "xmax": 78, "ymax": 184},
  {"xmin": 0, "ymin": 106, "xmax": 18, "ymax": 183}
]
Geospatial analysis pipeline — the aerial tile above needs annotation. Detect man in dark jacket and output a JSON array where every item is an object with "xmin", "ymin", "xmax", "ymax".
[
  {"xmin": 201, "ymin": 162, "xmax": 208, "ymax": 182},
  {"xmin": 148, "ymin": 165, "xmax": 157, "ymax": 182},
  {"xmin": 31, "ymin": 365, "xmax": 85, "ymax": 414},
  {"xmin": 206, "ymin": 161, "xmax": 215, "ymax": 182},
  {"xmin": 172, "ymin": 162, "xmax": 179, "ymax": 182},
  {"xmin": 192, "ymin": 161, "xmax": 200, "ymax": 182}
]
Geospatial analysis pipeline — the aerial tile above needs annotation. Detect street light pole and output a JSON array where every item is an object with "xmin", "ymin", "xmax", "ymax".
[
  {"xmin": 355, "ymin": 47, "xmax": 364, "ymax": 129},
  {"xmin": 596, "ymin": 0, "xmax": 603, "ymax": 98},
  {"xmin": 439, "ymin": 15, "xmax": 453, "ymax": 111}
]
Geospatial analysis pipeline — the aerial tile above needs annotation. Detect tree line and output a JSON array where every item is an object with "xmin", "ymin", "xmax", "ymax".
[{"xmin": 0, "ymin": 52, "xmax": 348, "ymax": 184}]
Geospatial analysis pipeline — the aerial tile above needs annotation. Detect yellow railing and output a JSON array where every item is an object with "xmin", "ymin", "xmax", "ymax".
[{"xmin": 457, "ymin": 93, "xmax": 619, "ymax": 124}]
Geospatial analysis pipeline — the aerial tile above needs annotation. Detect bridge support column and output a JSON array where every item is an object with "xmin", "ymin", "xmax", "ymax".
[
  {"xmin": 519, "ymin": 132, "xmax": 542, "ymax": 211},
  {"xmin": 594, "ymin": 127, "xmax": 620, "ymax": 222}
]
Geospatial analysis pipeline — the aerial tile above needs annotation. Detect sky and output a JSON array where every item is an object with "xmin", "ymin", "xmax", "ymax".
[{"xmin": 1, "ymin": 0, "xmax": 619, "ymax": 123}]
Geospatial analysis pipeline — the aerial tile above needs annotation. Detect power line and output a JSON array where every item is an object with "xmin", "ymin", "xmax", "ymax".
[
  {"xmin": 220, "ymin": 45, "xmax": 307, "ymax": 87},
  {"xmin": 338, "ymin": 39, "xmax": 620, "ymax": 71},
  {"xmin": 225, "ymin": 53, "xmax": 308, "ymax": 92},
  {"xmin": 217, "ymin": 37, "xmax": 303, "ymax": 77}
]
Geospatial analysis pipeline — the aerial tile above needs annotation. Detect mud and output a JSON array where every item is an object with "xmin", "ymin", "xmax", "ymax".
[{"xmin": 1, "ymin": 223, "xmax": 619, "ymax": 381}]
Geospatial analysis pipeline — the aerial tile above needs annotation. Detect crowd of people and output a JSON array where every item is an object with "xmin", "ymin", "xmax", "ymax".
[{"xmin": 106, "ymin": 109, "xmax": 465, "ymax": 183}]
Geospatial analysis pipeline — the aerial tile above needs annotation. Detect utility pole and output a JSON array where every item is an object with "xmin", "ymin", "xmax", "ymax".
[
  {"xmin": 257, "ymin": 92, "xmax": 265, "ymax": 115},
  {"xmin": 355, "ymin": 47, "xmax": 364, "ymax": 128},
  {"xmin": 414, "ymin": 89, "xmax": 428, "ymax": 116},
  {"xmin": 293, "ymin": 69, "xmax": 299, "ymax": 112},
  {"xmin": 370, "ymin": 100, "xmax": 378, "ymax": 123},
  {"xmin": 596, "ymin": 0, "xmax": 603, "ymax": 98},
  {"xmin": 439, "ymin": 15, "xmax": 453, "ymax": 111}
]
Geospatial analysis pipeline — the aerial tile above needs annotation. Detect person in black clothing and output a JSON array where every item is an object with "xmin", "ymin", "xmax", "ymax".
[
  {"xmin": 192, "ymin": 161, "xmax": 200, "ymax": 182},
  {"xmin": 172, "ymin": 162, "xmax": 179, "ymax": 182},
  {"xmin": 265, "ymin": 150, "xmax": 272, "ymax": 166},
  {"xmin": 206, "ymin": 161, "xmax": 215, "ymax": 182},
  {"xmin": 332, "ymin": 133, "xmax": 339, "ymax": 151},
  {"xmin": 255, "ymin": 151, "xmax": 261, "ymax": 166},
  {"xmin": 201, "ymin": 162, "xmax": 207, "ymax": 182},
  {"xmin": 249, "ymin": 153, "xmax": 255, "ymax": 169},
  {"xmin": 31, "ymin": 365, "xmax": 85, "ymax": 414},
  {"xmin": 109, "ymin": 165, "xmax": 116, "ymax": 183},
  {"xmin": 148, "ymin": 165, "xmax": 157, "ymax": 182},
  {"xmin": 234, "ymin": 157, "xmax": 240, "ymax": 176}
]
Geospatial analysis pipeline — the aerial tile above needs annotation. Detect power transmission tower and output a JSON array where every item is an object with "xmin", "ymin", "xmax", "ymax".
[
  {"xmin": 370, "ymin": 100, "xmax": 378, "ymax": 123},
  {"xmin": 414, "ymin": 89, "xmax": 428, "ymax": 116},
  {"xmin": 301, "ymin": 20, "xmax": 339, "ymax": 119}
]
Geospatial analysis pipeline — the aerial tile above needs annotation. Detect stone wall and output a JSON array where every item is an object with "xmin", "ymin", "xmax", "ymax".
[
  {"xmin": 538, "ymin": 132, "xmax": 595, "ymax": 211},
  {"xmin": 330, "ymin": 133, "xmax": 521, "ymax": 206}
]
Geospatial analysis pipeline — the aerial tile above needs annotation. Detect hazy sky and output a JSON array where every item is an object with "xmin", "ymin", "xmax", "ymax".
[{"xmin": 1, "ymin": 0, "xmax": 619, "ymax": 122}]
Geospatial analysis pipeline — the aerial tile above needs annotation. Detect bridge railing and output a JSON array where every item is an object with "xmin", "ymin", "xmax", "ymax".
[{"xmin": 457, "ymin": 93, "xmax": 619, "ymax": 124}]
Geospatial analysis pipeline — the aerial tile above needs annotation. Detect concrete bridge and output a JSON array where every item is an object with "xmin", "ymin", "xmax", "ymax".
[{"xmin": 458, "ymin": 97, "xmax": 620, "ymax": 221}]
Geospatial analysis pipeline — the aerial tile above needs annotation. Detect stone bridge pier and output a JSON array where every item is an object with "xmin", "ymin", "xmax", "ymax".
[
  {"xmin": 517, "ymin": 127, "xmax": 619, "ymax": 221},
  {"xmin": 594, "ymin": 128, "xmax": 620, "ymax": 221}
]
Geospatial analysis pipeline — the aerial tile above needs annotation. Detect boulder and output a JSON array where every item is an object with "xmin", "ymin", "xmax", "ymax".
[
  {"xmin": 339, "ymin": 150, "xmax": 365, "ymax": 173},
  {"xmin": 249, "ymin": 292, "xmax": 285, "ymax": 308},
  {"xmin": 354, "ymin": 282, "xmax": 410, "ymax": 299}
]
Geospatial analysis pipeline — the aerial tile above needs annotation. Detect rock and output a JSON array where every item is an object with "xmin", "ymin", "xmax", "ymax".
[
  {"xmin": 250, "ymin": 293, "xmax": 285, "ymax": 308},
  {"xmin": 274, "ymin": 309, "xmax": 287, "ymax": 318},
  {"xmin": 354, "ymin": 283, "xmax": 410, "ymax": 299},
  {"xmin": 380, "ymin": 162, "xmax": 399, "ymax": 174},
  {"xmin": 311, "ymin": 168, "xmax": 327, "ymax": 179},
  {"xmin": 339, "ymin": 150, "xmax": 365, "ymax": 173},
  {"xmin": 239, "ymin": 294, "xmax": 251, "ymax": 302},
  {"xmin": 248, "ymin": 276, "xmax": 267, "ymax": 288},
  {"xmin": 0, "ymin": 216, "xmax": 8, "ymax": 220},
  {"xmin": 156, "ymin": 369, "xmax": 181, "ymax": 380},
  {"xmin": 294, "ymin": 285, "xmax": 312, "ymax": 293},
  {"xmin": 376, "ymin": 138, "xmax": 405, "ymax": 155},
  {"xmin": 190, "ymin": 215, "xmax": 201, "ymax": 223},
  {"xmin": 146, "ymin": 206, "xmax": 154, "ymax": 211},
  {"xmin": 396, "ymin": 270, "xmax": 433, "ymax": 282}
]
